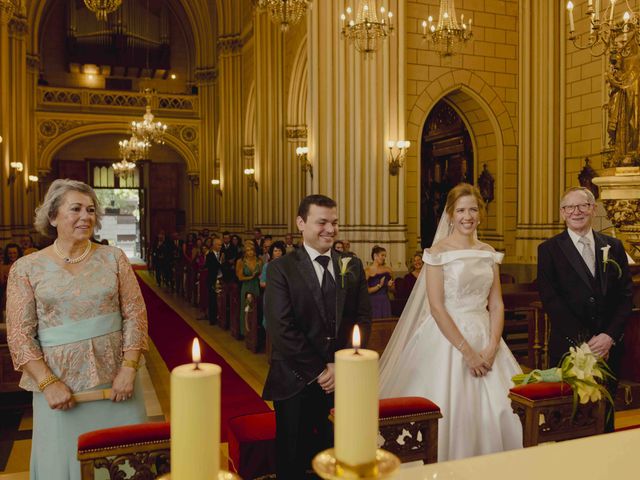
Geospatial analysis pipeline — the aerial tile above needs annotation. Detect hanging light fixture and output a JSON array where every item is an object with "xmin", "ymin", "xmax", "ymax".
[
  {"xmin": 119, "ymin": 135, "xmax": 149, "ymax": 162},
  {"xmin": 340, "ymin": 1, "xmax": 394, "ymax": 55},
  {"xmin": 112, "ymin": 158, "xmax": 137, "ymax": 179},
  {"xmin": 131, "ymin": 91, "xmax": 168, "ymax": 145},
  {"xmin": 421, "ymin": 0, "xmax": 473, "ymax": 57},
  {"xmin": 257, "ymin": 0, "xmax": 311, "ymax": 32},
  {"xmin": 83, "ymin": 0, "xmax": 122, "ymax": 22}
]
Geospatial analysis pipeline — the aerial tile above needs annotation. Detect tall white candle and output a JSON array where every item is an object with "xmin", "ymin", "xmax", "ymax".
[
  {"xmin": 567, "ymin": 2, "xmax": 576, "ymax": 32},
  {"xmin": 334, "ymin": 326, "xmax": 379, "ymax": 470},
  {"xmin": 171, "ymin": 339, "xmax": 221, "ymax": 480}
]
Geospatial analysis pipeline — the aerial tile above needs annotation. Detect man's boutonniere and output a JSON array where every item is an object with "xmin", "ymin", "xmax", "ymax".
[
  {"xmin": 601, "ymin": 245, "xmax": 622, "ymax": 279},
  {"xmin": 339, "ymin": 257, "xmax": 352, "ymax": 288}
]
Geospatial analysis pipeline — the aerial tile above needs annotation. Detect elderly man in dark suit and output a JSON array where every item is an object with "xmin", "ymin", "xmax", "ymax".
[
  {"xmin": 204, "ymin": 238, "xmax": 224, "ymax": 325},
  {"xmin": 263, "ymin": 194, "xmax": 372, "ymax": 480},
  {"xmin": 537, "ymin": 186, "xmax": 633, "ymax": 431}
]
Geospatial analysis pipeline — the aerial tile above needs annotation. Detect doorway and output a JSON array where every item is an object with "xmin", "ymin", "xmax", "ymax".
[{"xmin": 420, "ymin": 100, "xmax": 474, "ymax": 248}]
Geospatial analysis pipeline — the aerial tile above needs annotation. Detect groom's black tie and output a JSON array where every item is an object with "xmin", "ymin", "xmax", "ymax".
[{"xmin": 315, "ymin": 255, "xmax": 336, "ymax": 335}]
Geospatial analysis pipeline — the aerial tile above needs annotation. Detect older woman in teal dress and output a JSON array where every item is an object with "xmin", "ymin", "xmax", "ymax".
[{"xmin": 6, "ymin": 179, "xmax": 148, "ymax": 480}]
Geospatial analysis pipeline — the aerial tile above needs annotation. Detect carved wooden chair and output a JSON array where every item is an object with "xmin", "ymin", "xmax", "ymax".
[
  {"xmin": 509, "ymin": 383, "xmax": 605, "ymax": 447},
  {"xmin": 77, "ymin": 422, "xmax": 170, "ymax": 480},
  {"xmin": 330, "ymin": 396, "xmax": 442, "ymax": 464}
]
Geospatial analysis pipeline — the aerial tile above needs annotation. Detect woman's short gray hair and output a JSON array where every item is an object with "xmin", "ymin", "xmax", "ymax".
[{"xmin": 34, "ymin": 179, "xmax": 103, "ymax": 238}]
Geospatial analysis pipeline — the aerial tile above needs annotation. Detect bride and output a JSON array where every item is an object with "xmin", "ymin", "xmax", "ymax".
[{"xmin": 380, "ymin": 183, "xmax": 522, "ymax": 461}]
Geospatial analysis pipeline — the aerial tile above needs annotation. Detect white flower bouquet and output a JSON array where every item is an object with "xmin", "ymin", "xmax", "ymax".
[{"xmin": 512, "ymin": 343, "xmax": 614, "ymax": 416}]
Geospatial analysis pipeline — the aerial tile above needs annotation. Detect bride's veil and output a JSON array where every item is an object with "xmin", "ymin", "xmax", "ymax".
[{"xmin": 379, "ymin": 210, "xmax": 452, "ymax": 394}]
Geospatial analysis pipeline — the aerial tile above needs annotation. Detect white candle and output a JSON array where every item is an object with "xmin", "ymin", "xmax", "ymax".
[
  {"xmin": 595, "ymin": 0, "xmax": 600, "ymax": 21},
  {"xmin": 567, "ymin": 2, "xmax": 575, "ymax": 32},
  {"xmin": 171, "ymin": 338, "xmax": 221, "ymax": 480},
  {"xmin": 334, "ymin": 326, "xmax": 379, "ymax": 471},
  {"xmin": 610, "ymin": 0, "xmax": 616, "ymax": 22}
]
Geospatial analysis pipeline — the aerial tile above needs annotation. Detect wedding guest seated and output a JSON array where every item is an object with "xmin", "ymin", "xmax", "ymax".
[
  {"xmin": 366, "ymin": 246, "xmax": 394, "ymax": 319},
  {"xmin": 6, "ymin": 179, "xmax": 148, "ymax": 480}
]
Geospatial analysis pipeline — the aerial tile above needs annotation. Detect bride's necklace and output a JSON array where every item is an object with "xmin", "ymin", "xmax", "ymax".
[{"xmin": 53, "ymin": 239, "xmax": 92, "ymax": 264}]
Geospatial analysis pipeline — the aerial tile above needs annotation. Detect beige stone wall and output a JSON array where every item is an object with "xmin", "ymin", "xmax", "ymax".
[{"xmin": 404, "ymin": 0, "xmax": 519, "ymax": 258}]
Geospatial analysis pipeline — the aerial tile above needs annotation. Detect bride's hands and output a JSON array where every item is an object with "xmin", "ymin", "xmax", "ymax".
[
  {"xmin": 479, "ymin": 344, "xmax": 498, "ymax": 369},
  {"xmin": 462, "ymin": 348, "xmax": 491, "ymax": 377}
]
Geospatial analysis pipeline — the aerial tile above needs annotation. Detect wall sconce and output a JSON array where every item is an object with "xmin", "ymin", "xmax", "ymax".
[
  {"xmin": 387, "ymin": 140, "xmax": 410, "ymax": 176},
  {"xmin": 27, "ymin": 175, "xmax": 39, "ymax": 193},
  {"xmin": 211, "ymin": 178, "xmax": 222, "ymax": 195},
  {"xmin": 296, "ymin": 146, "xmax": 313, "ymax": 179},
  {"xmin": 7, "ymin": 161, "xmax": 23, "ymax": 186},
  {"xmin": 244, "ymin": 168, "xmax": 258, "ymax": 190}
]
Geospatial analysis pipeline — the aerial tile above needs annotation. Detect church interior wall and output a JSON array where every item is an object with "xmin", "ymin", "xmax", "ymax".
[{"xmin": 404, "ymin": 0, "xmax": 519, "ymax": 260}]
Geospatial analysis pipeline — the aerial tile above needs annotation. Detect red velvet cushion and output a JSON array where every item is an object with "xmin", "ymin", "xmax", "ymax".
[
  {"xmin": 379, "ymin": 397, "xmax": 440, "ymax": 417},
  {"xmin": 78, "ymin": 422, "xmax": 170, "ymax": 451},
  {"xmin": 510, "ymin": 382, "xmax": 572, "ymax": 400},
  {"xmin": 227, "ymin": 411, "xmax": 276, "ymax": 476},
  {"xmin": 330, "ymin": 397, "xmax": 441, "ymax": 418},
  {"xmin": 228, "ymin": 411, "xmax": 276, "ymax": 442}
]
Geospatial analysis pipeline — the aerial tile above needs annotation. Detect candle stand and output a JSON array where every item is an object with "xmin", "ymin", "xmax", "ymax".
[{"xmin": 312, "ymin": 448, "xmax": 400, "ymax": 479}]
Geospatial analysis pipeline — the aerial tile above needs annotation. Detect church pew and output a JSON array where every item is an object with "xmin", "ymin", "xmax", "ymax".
[
  {"xmin": 368, "ymin": 317, "xmax": 399, "ymax": 356},
  {"xmin": 245, "ymin": 293, "xmax": 260, "ymax": 353}
]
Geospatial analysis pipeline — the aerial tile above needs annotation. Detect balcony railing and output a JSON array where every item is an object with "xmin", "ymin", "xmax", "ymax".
[{"xmin": 37, "ymin": 87, "xmax": 198, "ymax": 117}]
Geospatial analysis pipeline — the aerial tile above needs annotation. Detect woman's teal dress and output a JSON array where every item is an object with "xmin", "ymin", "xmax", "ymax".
[
  {"xmin": 6, "ymin": 246, "xmax": 148, "ymax": 480},
  {"xmin": 239, "ymin": 259, "xmax": 261, "ymax": 335}
]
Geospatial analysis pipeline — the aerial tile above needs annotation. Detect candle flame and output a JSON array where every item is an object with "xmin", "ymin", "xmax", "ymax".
[
  {"xmin": 192, "ymin": 338, "xmax": 201, "ymax": 364},
  {"xmin": 352, "ymin": 324, "xmax": 361, "ymax": 349}
]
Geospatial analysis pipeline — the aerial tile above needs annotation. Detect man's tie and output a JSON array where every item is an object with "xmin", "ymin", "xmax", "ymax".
[
  {"xmin": 315, "ymin": 255, "xmax": 336, "ymax": 334},
  {"xmin": 578, "ymin": 236, "xmax": 596, "ymax": 277}
]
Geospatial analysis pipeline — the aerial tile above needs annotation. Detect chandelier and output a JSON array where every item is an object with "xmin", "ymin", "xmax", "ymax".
[
  {"xmin": 258, "ymin": 0, "xmax": 311, "ymax": 32},
  {"xmin": 83, "ymin": 0, "xmax": 122, "ymax": 22},
  {"xmin": 422, "ymin": 0, "xmax": 473, "ymax": 57},
  {"xmin": 566, "ymin": 0, "xmax": 639, "ymax": 60},
  {"xmin": 131, "ymin": 104, "xmax": 168, "ymax": 145},
  {"xmin": 112, "ymin": 158, "xmax": 137, "ymax": 179},
  {"xmin": 119, "ymin": 135, "xmax": 149, "ymax": 162},
  {"xmin": 341, "ymin": 1, "xmax": 393, "ymax": 55}
]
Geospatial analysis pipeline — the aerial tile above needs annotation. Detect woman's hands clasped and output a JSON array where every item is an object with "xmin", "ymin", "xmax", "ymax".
[
  {"xmin": 462, "ymin": 347, "xmax": 491, "ymax": 377},
  {"xmin": 110, "ymin": 366, "xmax": 137, "ymax": 402},
  {"xmin": 44, "ymin": 381, "xmax": 76, "ymax": 410}
]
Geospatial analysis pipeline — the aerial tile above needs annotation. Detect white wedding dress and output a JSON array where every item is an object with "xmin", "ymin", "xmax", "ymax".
[{"xmin": 379, "ymin": 248, "xmax": 523, "ymax": 461}]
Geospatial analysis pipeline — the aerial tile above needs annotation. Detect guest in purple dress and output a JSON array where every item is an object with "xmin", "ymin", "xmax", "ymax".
[{"xmin": 366, "ymin": 246, "xmax": 395, "ymax": 318}]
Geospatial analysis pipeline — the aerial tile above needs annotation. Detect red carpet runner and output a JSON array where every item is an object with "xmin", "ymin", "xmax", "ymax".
[{"xmin": 136, "ymin": 275, "xmax": 271, "ymax": 440}]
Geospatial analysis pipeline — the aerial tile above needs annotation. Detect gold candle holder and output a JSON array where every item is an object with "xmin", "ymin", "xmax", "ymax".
[
  {"xmin": 158, "ymin": 471, "xmax": 241, "ymax": 480},
  {"xmin": 312, "ymin": 448, "xmax": 400, "ymax": 479}
]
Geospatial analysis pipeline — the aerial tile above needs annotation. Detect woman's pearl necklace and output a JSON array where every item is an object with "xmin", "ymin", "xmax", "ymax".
[{"xmin": 53, "ymin": 239, "xmax": 92, "ymax": 264}]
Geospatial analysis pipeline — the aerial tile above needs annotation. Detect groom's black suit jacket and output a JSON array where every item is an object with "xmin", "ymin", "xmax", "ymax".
[
  {"xmin": 262, "ymin": 247, "xmax": 372, "ymax": 401},
  {"xmin": 537, "ymin": 230, "xmax": 633, "ymax": 366}
]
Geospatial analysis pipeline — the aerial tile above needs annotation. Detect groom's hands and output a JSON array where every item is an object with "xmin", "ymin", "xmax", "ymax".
[{"xmin": 318, "ymin": 363, "xmax": 335, "ymax": 393}]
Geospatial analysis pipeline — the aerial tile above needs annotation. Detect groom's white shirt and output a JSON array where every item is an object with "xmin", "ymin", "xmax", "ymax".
[{"xmin": 303, "ymin": 243, "xmax": 336, "ymax": 286}]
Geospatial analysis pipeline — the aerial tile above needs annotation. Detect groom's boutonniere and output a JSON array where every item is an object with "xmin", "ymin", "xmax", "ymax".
[
  {"xmin": 339, "ymin": 257, "xmax": 352, "ymax": 288},
  {"xmin": 601, "ymin": 244, "xmax": 622, "ymax": 279}
]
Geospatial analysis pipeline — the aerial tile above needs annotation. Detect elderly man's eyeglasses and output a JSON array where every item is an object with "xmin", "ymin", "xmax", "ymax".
[{"xmin": 561, "ymin": 203, "xmax": 592, "ymax": 214}]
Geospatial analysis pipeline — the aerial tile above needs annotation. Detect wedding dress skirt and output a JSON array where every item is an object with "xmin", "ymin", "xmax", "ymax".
[{"xmin": 379, "ymin": 250, "xmax": 523, "ymax": 461}]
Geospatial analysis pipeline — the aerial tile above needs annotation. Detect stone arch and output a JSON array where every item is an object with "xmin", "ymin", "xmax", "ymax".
[
  {"xmin": 40, "ymin": 122, "xmax": 197, "ymax": 173},
  {"xmin": 27, "ymin": 0, "xmax": 215, "ymax": 68},
  {"xmin": 406, "ymin": 71, "xmax": 516, "ymax": 247}
]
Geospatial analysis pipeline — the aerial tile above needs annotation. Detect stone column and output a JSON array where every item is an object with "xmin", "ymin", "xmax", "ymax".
[
  {"xmin": 217, "ymin": 34, "xmax": 244, "ymax": 232},
  {"xmin": 194, "ymin": 67, "xmax": 218, "ymax": 230},
  {"xmin": 515, "ymin": 0, "xmax": 565, "ymax": 264},
  {"xmin": 0, "ymin": 0, "xmax": 16, "ymax": 243},
  {"xmin": 254, "ymin": 8, "xmax": 287, "ymax": 237},
  {"xmin": 308, "ymin": 0, "xmax": 406, "ymax": 265}
]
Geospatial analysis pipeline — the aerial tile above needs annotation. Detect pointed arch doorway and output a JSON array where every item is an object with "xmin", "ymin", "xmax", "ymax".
[{"xmin": 420, "ymin": 100, "xmax": 474, "ymax": 248}]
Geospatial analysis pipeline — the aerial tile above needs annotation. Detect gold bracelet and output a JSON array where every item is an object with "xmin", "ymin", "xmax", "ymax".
[
  {"xmin": 38, "ymin": 373, "xmax": 60, "ymax": 391},
  {"xmin": 121, "ymin": 359, "xmax": 140, "ymax": 370}
]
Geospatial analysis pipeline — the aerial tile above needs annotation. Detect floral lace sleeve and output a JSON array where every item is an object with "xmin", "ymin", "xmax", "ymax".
[
  {"xmin": 6, "ymin": 260, "xmax": 43, "ymax": 370},
  {"xmin": 116, "ymin": 250, "xmax": 148, "ymax": 352}
]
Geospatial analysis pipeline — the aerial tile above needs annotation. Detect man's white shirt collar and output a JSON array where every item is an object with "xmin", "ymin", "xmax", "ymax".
[{"xmin": 303, "ymin": 243, "xmax": 335, "ymax": 284}]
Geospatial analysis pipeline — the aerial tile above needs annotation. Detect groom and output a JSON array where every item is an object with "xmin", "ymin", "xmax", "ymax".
[
  {"xmin": 537, "ymin": 187, "xmax": 632, "ymax": 430},
  {"xmin": 263, "ymin": 194, "xmax": 371, "ymax": 480}
]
